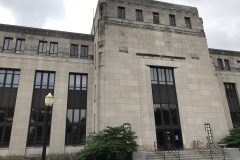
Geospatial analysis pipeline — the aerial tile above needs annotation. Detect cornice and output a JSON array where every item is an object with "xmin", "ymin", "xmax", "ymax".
[
  {"xmin": 0, "ymin": 24, "xmax": 94, "ymax": 41},
  {"xmin": 108, "ymin": 0, "xmax": 198, "ymax": 16},
  {"xmin": 209, "ymin": 48, "xmax": 240, "ymax": 57},
  {"xmin": 105, "ymin": 18, "xmax": 205, "ymax": 37}
]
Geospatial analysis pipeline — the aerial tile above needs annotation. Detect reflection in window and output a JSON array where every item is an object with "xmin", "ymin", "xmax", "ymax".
[
  {"xmin": 0, "ymin": 69, "xmax": 20, "ymax": 147},
  {"xmin": 150, "ymin": 67, "xmax": 180, "ymax": 127},
  {"xmin": 38, "ymin": 41, "xmax": 47, "ymax": 54},
  {"xmin": 27, "ymin": 71, "xmax": 55, "ymax": 146},
  {"xmin": 70, "ymin": 44, "xmax": 78, "ymax": 58},
  {"xmin": 66, "ymin": 73, "xmax": 87, "ymax": 145},
  {"xmin": 224, "ymin": 83, "xmax": 240, "ymax": 127},
  {"xmin": 3, "ymin": 38, "xmax": 13, "ymax": 51},
  {"xmin": 49, "ymin": 42, "xmax": 58, "ymax": 55},
  {"xmin": 16, "ymin": 39, "xmax": 25, "ymax": 52},
  {"xmin": 80, "ymin": 46, "xmax": 88, "ymax": 58}
]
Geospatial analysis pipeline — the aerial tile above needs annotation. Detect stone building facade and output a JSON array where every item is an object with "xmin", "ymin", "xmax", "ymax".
[{"xmin": 0, "ymin": 0, "xmax": 238, "ymax": 157}]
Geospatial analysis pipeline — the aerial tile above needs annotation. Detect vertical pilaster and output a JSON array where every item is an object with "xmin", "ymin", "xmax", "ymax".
[{"xmin": 9, "ymin": 69, "xmax": 35, "ymax": 155}]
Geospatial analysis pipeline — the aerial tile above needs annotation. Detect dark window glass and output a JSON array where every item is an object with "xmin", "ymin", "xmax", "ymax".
[
  {"xmin": 150, "ymin": 67, "xmax": 180, "ymax": 127},
  {"xmin": 49, "ymin": 42, "xmax": 58, "ymax": 55},
  {"xmin": 224, "ymin": 83, "xmax": 240, "ymax": 127},
  {"xmin": 217, "ymin": 59, "xmax": 223, "ymax": 70},
  {"xmin": 66, "ymin": 73, "xmax": 88, "ymax": 145},
  {"xmin": 185, "ymin": 17, "xmax": 191, "ymax": 28},
  {"xmin": 154, "ymin": 104, "xmax": 162, "ymax": 125},
  {"xmin": 80, "ymin": 46, "xmax": 88, "ymax": 58},
  {"xmin": 224, "ymin": 59, "xmax": 230, "ymax": 71},
  {"xmin": 38, "ymin": 41, "xmax": 47, "ymax": 54},
  {"xmin": 16, "ymin": 39, "xmax": 25, "ymax": 52},
  {"xmin": 27, "ymin": 71, "xmax": 55, "ymax": 146},
  {"xmin": 0, "ymin": 69, "xmax": 20, "ymax": 147},
  {"xmin": 136, "ymin": 9, "xmax": 143, "ymax": 21},
  {"xmin": 153, "ymin": 12, "xmax": 159, "ymax": 24},
  {"xmin": 118, "ymin": 6, "xmax": 125, "ymax": 19},
  {"xmin": 3, "ymin": 38, "xmax": 13, "ymax": 51},
  {"xmin": 169, "ymin": 15, "xmax": 176, "ymax": 26},
  {"xmin": 70, "ymin": 44, "xmax": 78, "ymax": 58}
]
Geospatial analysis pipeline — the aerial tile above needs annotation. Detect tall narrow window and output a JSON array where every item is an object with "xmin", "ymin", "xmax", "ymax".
[
  {"xmin": 217, "ymin": 59, "xmax": 223, "ymax": 70},
  {"xmin": 16, "ymin": 39, "xmax": 25, "ymax": 52},
  {"xmin": 151, "ymin": 67, "xmax": 183, "ymax": 149},
  {"xmin": 185, "ymin": 17, "xmax": 191, "ymax": 28},
  {"xmin": 153, "ymin": 12, "xmax": 159, "ymax": 24},
  {"xmin": 27, "ymin": 71, "xmax": 55, "ymax": 146},
  {"xmin": 224, "ymin": 83, "xmax": 240, "ymax": 127},
  {"xmin": 169, "ymin": 15, "xmax": 176, "ymax": 26},
  {"xmin": 136, "ymin": 9, "xmax": 143, "ymax": 22},
  {"xmin": 70, "ymin": 44, "xmax": 78, "ymax": 58},
  {"xmin": 49, "ymin": 42, "xmax": 58, "ymax": 55},
  {"xmin": 118, "ymin": 6, "xmax": 125, "ymax": 19},
  {"xmin": 80, "ymin": 45, "xmax": 88, "ymax": 58},
  {"xmin": 224, "ymin": 59, "xmax": 230, "ymax": 71},
  {"xmin": 0, "ymin": 69, "xmax": 20, "ymax": 147},
  {"xmin": 66, "ymin": 73, "xmax": 87, "ymax": 145},
  {"xmin": 150, "ymin": 67, "xmax": 179, "ymax": 126},
  {"xmin": 3, "ymin": 38, "xmax": 13, "ymax": 51},
  {"xmin": 38, "ymin": 41, "xmax": 47, "ymax": 54}
]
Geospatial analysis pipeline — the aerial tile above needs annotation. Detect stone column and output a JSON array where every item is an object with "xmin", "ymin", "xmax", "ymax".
[
  {"xmin": 9, "ymin": 69, "xmax": 35, "ymax": 155},
  {"xmin": 49, "ymin": 70, "xmax": 68, "ymax": 154}
]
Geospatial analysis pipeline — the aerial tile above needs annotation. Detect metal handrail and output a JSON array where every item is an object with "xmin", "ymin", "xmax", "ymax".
[
  {"xmin": 197, "ymin": 140, "xmax": 212, "ymax": 159},
  {"xmin": 167, "ymin": 142, "xmax": 180, "ymax": 160},
  {"xmin": 154, "ymin": 142, "xmax": 165, "ymax": 159},
  {"xmin": 210, "ymin": 143, "xmax": 226, "ymax": 160}
]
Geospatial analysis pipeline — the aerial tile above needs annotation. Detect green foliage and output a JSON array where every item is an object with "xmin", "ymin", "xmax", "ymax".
[
  {"xmin": 76, "ymin": 126, "xmax": 138, "ymax": 160},
  {"xmin": 219, "ymin": 127, "xmax": 240, "ymax": 147}
]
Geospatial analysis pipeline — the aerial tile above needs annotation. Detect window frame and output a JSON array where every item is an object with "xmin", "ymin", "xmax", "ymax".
[
  {"xmin": 184, "ymin": 17, "xmax": 191, "ymax": 28},
  {"xmin": 27, "ymin": 71, "xmax": 55, "ymax": 146},
  {"xmin": 3, "ymin": 37, "xmax": 13, "ymax": 51},
  {"xmin": 224, "ymin": 83, "xmax": 240, "ymax": 127},
  {"xmin": 49, "ymin": 42, "xmax": 58, "ymax": 55},
  {"xmin": 217, "ymin": 59, "xmax": 223, "ymax": 70},
  {"xmin": 38, "ymin": 41, "xmax": 47, "ymax": 54},
  {"xmin": 15, "ymin": 39, "xmax": 25, "ymax": 52},
  {"xmin": 118, "ymin": 6, "xmax": 125, "ymax": 19},
  {"xmin": 65, "ymin": 73, "xmax": 88, "ymax": 146},
  {"xmin": 169, "ymin": 15, "xmax": 176, "ymax": 26},
  {"xmin": 224, "ymin": 59, "xmax": 230, "ymax": 71},
  {"xmin": 80, "ymin": 45, "xmax": 88, "ymax": 59},
  {"xmin": 153, "ymin": 12, "xmax": 159, "ymax": 24},
  {"xmin": 70, "ymin": 44, "xmax": 78, "ymax": 58},
  {"xmin": 136, "ymin": 9, "xmax": 143, "ymax": 22},
  {"xmin": 0, "ymin": 69, "xmax": 20, "ymax": 147}
]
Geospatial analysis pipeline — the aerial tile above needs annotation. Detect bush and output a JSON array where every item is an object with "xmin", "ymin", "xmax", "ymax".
[
  {"xmin": 219, "ymin": 127, "xmax": 240, "ymax": 147},
  {"xmin": 75, "ymin": 125, "xmax": 138, "ymax": 160}
]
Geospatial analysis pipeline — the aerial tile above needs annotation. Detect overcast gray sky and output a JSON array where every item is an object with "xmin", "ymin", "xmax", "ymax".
[{"xmin": 0, "ymin": 0, "xmax": 239, "ymax": 51}]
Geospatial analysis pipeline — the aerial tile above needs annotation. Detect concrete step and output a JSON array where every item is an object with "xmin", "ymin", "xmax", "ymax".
[{"xmin": 146, "ymin": 150, "xmax": 236, "ymax": 160}]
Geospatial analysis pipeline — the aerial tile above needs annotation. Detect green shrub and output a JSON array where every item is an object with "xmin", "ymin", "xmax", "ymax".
[
  {"xmin": 219, "ymin": 127, "xmax": 240, "ymax": 147},
  {"xmin": 76, "ymin": 125, "xmax": 138, "ymax": 160}
]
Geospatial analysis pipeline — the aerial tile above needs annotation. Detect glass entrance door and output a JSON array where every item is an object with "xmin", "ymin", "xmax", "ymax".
[{"xmin": 156, "ymin": 129, "xmax": 183, "ymax": 150}]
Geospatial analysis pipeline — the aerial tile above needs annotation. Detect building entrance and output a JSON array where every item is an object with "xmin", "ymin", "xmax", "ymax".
[{"xmin": 156, "ymin": 128, "xmax": 183, "ymax": 150}]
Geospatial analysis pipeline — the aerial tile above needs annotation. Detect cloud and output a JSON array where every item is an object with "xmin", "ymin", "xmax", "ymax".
[{"xmin": 0, "ymin": 0, "xmax": 66, "ymax": 28}]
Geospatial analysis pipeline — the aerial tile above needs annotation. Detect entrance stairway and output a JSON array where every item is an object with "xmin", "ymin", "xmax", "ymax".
[
  {"xmin": 152, "ymin": 141, "xmax": 237, "ymax": 160},
  {"xmin": 146, "ymin": 150, "xmax": 236, "ymax": 160}
]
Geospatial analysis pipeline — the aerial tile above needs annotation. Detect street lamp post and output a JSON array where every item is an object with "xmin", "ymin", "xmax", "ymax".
[{"xmin": 42, "ymin": 93, "xmax": 54, "ymax": 160}]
